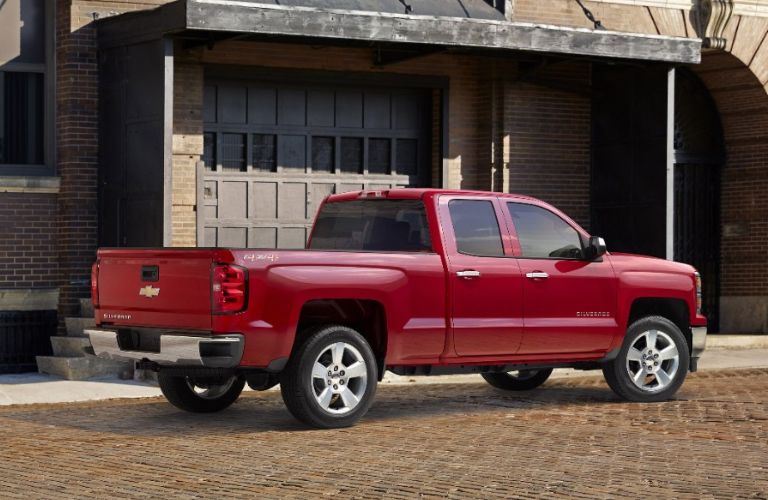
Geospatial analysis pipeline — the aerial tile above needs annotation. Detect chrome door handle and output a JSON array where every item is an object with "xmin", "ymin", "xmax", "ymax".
[
  {"xmin": 456, "ymin": 270, "xmax": 481, "ymax": 278},
  {"xmin": 526, "ymin": 272, "xmax": 549, "ymax": 279}
]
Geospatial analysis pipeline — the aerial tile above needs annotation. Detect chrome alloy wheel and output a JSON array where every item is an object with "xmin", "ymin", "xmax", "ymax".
[
  {"xmin": 185, "ymin": 376, "xmax": 237, "ymax": 400},
  {"xmin": 311, "ymin": 342, "xmax": 368, "ymax": 414},
  {"xmin": 625, "ymin": 329, "xmax": 680, "ymax": 393}
]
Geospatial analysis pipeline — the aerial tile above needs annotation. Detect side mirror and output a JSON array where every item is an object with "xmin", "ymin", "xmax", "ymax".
[{"xmin": 585, "ymin": 236, "xmax": 607, "ymax": 260}]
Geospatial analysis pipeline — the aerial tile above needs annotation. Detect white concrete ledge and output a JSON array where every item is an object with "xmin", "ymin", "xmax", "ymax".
[
  {"xmin": 0, "ymin": 176, "xmax": 60, "ymax": 194},
  {"xmin": 0, "ymin": 288, "xmax": 59, "ymax": 311}
]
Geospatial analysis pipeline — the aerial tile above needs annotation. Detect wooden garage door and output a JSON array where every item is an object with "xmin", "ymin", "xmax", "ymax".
[{"xmin": 200, "ymin": 81, "xmax": 432, "ymax": 248}]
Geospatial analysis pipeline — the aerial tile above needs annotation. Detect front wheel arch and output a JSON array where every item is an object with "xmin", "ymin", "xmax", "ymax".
[{"xmin": 626, "ymin": 297, "xmax": 692, "ymax": 355}]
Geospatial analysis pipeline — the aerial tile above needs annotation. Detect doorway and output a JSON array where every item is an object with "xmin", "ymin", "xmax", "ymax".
[{"xmin": 591, "ymin": 64, "xmax": 724, "ymax": 330}]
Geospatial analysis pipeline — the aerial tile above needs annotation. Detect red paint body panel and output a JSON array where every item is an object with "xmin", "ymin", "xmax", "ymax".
[{"xmin": 93, "ymin": 189, "xmax": 706, "ymax": 370}]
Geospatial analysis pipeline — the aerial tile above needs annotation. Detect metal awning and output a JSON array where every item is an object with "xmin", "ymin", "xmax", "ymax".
[{"xmin": 98, "ymin": 0, "xmax": 701, "ymax": 64}]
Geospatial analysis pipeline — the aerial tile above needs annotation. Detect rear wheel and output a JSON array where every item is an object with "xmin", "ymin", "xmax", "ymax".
[
  {"xmin": 158, "ymin": 373, "xmax": 245, "ymax": 413},
  {"xmin": 603, "ymin": 315, "xmax": 689, "ymax": 402},
  {"xmin": 481, "ymin": 368, "xmax": 553, "ymax": 391},
  {"xmin": 280, "ymin": 325, "xmax": 378, "ymax": 429}
]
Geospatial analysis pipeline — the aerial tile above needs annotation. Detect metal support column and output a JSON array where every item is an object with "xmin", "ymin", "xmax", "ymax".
[
  {"xmin": 162, "ymin": 37, "xmax": 174, "ymax": 246},
  {"xmin": 665, "ymin": 66, "xmax": 676, "ymax": 260}
]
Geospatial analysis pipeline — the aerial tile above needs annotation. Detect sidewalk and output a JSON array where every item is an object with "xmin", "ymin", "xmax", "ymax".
[{"xmin": 1, "ymin": 345, "xmax": 767, "ymax": 406}]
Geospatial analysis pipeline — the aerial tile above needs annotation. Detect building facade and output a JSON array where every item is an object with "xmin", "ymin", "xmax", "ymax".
[{"xmin": 0, "ymin": 0, "xmax": 767, "ymax": 372}]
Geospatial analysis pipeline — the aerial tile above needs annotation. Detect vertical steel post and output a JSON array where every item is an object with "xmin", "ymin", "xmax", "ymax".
[
  {"xmin": 666, "ymin": 66, "xmax": 676, "ymax": 260},
  {"xmin": 162, "ymin": 37, "xmax": 174, "ymax": 247}
]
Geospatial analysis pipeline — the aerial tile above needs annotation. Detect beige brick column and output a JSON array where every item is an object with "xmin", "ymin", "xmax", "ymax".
[{"xmin": 171, "ymin": 60, "xmax": 204, "ymax": 247}]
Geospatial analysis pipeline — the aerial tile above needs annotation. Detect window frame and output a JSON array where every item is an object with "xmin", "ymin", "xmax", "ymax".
[
  {"xmin": 0, "ymin": 0, "xmax": 55, "ymax": 176},
  {"xmin": 438, "ymin": 195, "xmax": 513, "ymax": 259},
  {"xmin": 504, "ymin": 201, "xmax": 588, "ymax": 261}
]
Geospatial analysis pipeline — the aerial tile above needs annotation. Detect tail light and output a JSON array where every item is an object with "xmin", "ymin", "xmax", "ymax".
[
  {"xmin": 212, "ymin": 264, "xmax": 248, "ymax": 314},
  {"xmin": 91, "ymin": 261, "xmax": 99, "ymax": 309}
]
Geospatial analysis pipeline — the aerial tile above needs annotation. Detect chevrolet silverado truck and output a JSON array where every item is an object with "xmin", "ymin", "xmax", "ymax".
[{"xmin": 87, "ymin": 189, "xmax": 707, "ymax": 428}]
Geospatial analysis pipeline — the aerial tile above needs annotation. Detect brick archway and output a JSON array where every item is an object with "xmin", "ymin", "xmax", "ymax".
[{"xmin": 690, "ymin": 51, "xmax": 768, "ymax": 332}]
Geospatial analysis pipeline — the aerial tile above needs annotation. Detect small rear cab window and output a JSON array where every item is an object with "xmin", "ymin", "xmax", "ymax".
[{"xmin": 309, "ymin": 199, "xmax": 432, "ymax": 252}]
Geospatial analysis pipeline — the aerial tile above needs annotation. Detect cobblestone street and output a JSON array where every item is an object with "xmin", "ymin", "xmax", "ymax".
[{"xmin": 0, "ymin": 369, "xmax": 766, "ymax": 499}]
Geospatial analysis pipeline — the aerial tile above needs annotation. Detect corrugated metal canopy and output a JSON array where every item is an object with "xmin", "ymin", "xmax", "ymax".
[{"xmin": 98, "ymin": 0, "xmax": 701, "ymax": 64}]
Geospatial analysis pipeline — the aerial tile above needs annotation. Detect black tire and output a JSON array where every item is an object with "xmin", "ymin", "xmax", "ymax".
[
  {"xmin": 245, "ymin": 373, "xmax": 279, "ymax": 391},
  {"xmin": 481, "ymin": 368, "xmax": 553, "ymax": 391},
  {"xmin": 280, "ymin": 325, "xmax": 378, "ymax": 429},
  {"xmin": 602, "ymin": 315, "xmax": 690, "ymax": 402},
  {"xmin": 158, "ymin": 373, "xmax": 245, "ymax": 413}
]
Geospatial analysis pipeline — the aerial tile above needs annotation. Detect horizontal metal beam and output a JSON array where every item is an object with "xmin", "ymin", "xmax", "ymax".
[
  {"xmin": 185, "ymin": 0, "xmax": 701, "ymax": 63},
  {"xmin": 99, "ymin": 0, "xmax": 701, "ymax": 64}
]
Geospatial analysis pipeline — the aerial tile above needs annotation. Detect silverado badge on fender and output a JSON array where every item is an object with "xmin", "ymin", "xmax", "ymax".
[{"xmin": 139, "ymin": 285, "xmax": 160, "ymax": 298}]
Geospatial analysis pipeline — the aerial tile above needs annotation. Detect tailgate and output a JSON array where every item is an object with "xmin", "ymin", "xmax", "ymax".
[{"xmin": 95, "ymin": 249, "xmax": 220, "ymax": 330}]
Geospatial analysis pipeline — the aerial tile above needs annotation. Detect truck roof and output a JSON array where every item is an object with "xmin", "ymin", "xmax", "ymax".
[{"xmin": 326, "ymin": 188, "xmax": 540, "ymax": 203}]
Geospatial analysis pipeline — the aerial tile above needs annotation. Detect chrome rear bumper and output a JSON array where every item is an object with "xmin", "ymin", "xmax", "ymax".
[
  {"xmin": 691, "ymin": 326, "xmax": 707, "ymax": 358},
  {"xmin": 86, "ymin": 329, "xmax": 244, "ymax": 368}
]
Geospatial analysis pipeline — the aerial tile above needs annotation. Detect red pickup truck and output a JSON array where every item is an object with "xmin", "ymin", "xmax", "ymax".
[{"xmin": 87, "ymin": 189, "xmax": 707, "ymax": 428}]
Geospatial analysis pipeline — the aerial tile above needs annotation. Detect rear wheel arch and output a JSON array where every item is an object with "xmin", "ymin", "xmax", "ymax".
[{"xmin": 293, "ymin": 299, "xmax": 388, "ymax": 378}]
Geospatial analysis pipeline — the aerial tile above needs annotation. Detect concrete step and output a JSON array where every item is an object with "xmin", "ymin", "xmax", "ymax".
[
  {"xmin": 50, "ymin": 336, "xmax": 93, "ymax": 358},
  {"xmin": 65, "ymin": 317, "xmax": 96, "ymax": 337},
  {"xmin": 80, "ymin": 298, "xmax": 94, "ymax": 318},
  {"xmin": 36, "ymin": 355, "xmax": 133, "ymax": 381}
]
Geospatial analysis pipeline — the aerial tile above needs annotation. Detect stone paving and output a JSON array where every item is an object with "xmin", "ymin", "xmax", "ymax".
[{"xmin": 0, "ymin": 369, "xmax": 766, "ymax": 498}]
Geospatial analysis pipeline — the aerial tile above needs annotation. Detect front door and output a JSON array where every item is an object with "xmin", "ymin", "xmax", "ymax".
[
  {"xmin": 439, "ymin": 196, "xmax": 524, "ymax": 357},
  {"xmin": 504, "ymin": 202, "xmax": 618, "ymax": 355}
]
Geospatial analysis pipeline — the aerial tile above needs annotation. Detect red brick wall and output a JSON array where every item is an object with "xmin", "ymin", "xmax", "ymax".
[
  {"xmin": 55, "ymin": 0, "xmax": 100, "ymax": 321},
  {"xmin": 504, "ymin": 61, "xmax": 592, "ymax": 229},
  {"xmin": 0, "ymin": 193, "xmax": 59, "ymax": 289}
]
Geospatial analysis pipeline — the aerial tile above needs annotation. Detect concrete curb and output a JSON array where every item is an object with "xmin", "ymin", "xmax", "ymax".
[{"xmin": 707, "ymin": 335, "xmax": 768, "ymax": 349}]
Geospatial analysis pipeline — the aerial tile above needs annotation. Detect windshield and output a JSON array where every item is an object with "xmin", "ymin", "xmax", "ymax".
[{"xmin": 309, "ymin": 199, "xmax": 432, "ymax": 252}]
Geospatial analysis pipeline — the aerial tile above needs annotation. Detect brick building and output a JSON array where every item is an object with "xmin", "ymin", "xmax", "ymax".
[{"xmin": 0, "ymin": 0, "xmax": 766, "ymax": 373}]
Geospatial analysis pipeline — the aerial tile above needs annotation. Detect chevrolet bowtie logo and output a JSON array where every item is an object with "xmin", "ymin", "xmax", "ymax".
[{"xmin": 139, "ymin": 285, "xmax": 160, "ymax": 298}]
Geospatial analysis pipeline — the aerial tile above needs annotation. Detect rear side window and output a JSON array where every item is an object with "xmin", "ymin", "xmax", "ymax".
[
  {"xmin": 507, "ymin": 202, "xmax": 584, "ymax": 259},
  {"xmin": 309, "ymin": 200, "xmax": 432, "ymax": 252},
  {"xmin": 448, "ymin": 199, "xmax": 504, "ymax": 257}
]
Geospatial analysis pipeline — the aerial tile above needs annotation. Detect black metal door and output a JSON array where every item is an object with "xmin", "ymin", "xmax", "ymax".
[
  {"xmin": 674, "ymin": 163, "xmax": 720, "ymax": 330},
  {"xmin": 672, "ymin": 68, "xmax": 725, "ymax": 331}
]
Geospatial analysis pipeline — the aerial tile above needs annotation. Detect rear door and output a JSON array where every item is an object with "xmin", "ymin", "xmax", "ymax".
[
  {"xmin": 503, "ymin": 202, "xmax": 618, "ymax": 354},
  {"xmin": 439, "ymin": 195, "xmax": 524, "ymax": 357}
]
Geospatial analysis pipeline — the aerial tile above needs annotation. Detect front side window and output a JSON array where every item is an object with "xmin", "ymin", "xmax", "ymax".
[
  {"xmin": 309, "ymin": 199, "xmax": 432, "ymax": 252},
  {"xmin": 507, "ymin": 203, "xmax": 584, "ymax": 259},
  {"xmin": 448, "ymin": 199, "xmax": 504, "ymax": 257},
  {"xmin": 0, "ymin": 0, "xmax": 49, "ymax": 170}
]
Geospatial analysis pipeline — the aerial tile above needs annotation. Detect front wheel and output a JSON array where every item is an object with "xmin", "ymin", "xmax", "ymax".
[
  {"xmin": 280, "ymin": 325, "xmax": 378, "ymax": 429},
  {"xmin": 158, "ymin": 373, "xmax": 245, "ymax": 413},
  {"xmin": 602, "ymin": 316, "xmax": 690, "ymax": 402},
  {"xmin": 481, "ymin": 368, "xmax": 553, "ymax": 391}
]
